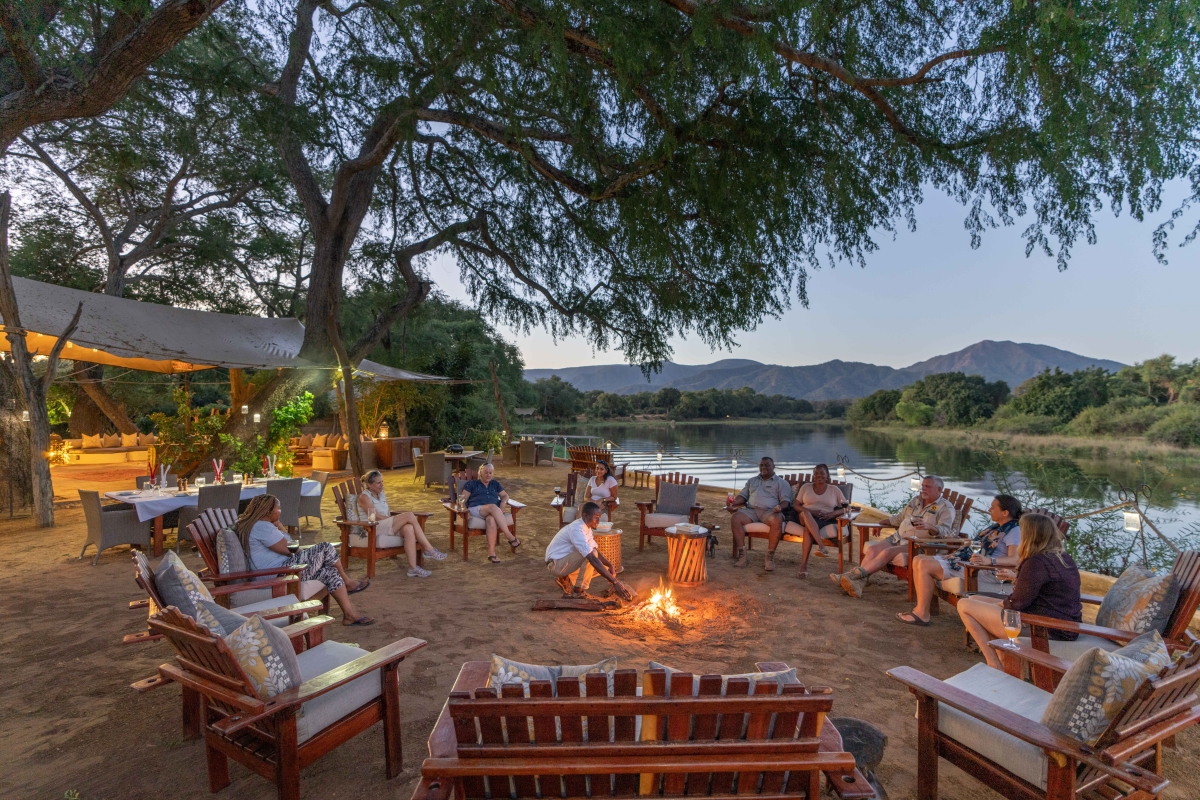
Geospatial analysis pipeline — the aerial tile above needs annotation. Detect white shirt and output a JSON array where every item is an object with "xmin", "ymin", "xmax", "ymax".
[
  {"xmin": 795, "ymin": 483, "xmax": 845, "ymax": 516},
  {"xmin": 362, "ymin": 489, "xmax": 389, "ymax": 517},
  {"xmin": 587, "ymin": 475, "xmax": 618, "ymax": 500},
  {"xmin": 545, "ymin": 518, "xmax": 597, "ymax": 562}
]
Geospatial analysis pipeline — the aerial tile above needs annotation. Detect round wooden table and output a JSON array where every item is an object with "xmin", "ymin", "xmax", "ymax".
[{"xmin": 665, "ymin": 526, "xmax": 709, "ymax": 587}]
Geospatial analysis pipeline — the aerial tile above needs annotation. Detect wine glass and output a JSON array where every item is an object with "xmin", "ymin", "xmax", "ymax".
[
  {"xmin": 368, "ymin": 510, "xmax": 377, "ymax": 524},
  {"xmin": 969, "ymin": 539, "xmax": 983, "ymax": 561},
  {"xmin": 195, "ymin": 476, "xmax": 205, "ymax": 489},
  {"xmin": 1001, "ymin": 609, "xmax": 1022, "ymax": 650}
]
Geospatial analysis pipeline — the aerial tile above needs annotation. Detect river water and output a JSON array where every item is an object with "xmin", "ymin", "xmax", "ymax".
[{"xmin": 525, "ymin": 422, "xmax": 1200, "ymax": 562}]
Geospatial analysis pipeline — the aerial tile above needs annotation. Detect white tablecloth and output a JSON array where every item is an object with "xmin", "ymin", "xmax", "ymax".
[{"xmin": 105, "ymin": 480, "xmax": 321, "ymax": 522}]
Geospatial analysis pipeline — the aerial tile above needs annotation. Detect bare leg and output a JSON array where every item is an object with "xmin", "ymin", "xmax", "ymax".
[
  {"xmin": 401, "ymin": 522, "xmax": 418, "ymax": 568},
  {"xmin": 958, "ymin": 596, "xmax": 1006, "ymax": 668},
  {"xmin": 481, "ymin": 504, "xmax": 514, "ymax": 542},
  {"xmin": 798, "ymin": 511, "xmax": 819, "ymax": 574},
  {"xmin": 485, "ymin": 516, "xmax": 499, "ymax": 557},
  {"xmin": 331, "ymin": 557, "xmax": 365, "ymax": 591},
  {"xmin": 731, "ymin": 510, "xmax": 751, "ymax": 556},
  {"xmin": 910, "ymin": 557, "xmax": 946, "ymax": 621},
  {"xmin": 859, "ymin": 541, "xmax": 907, "ymax": 576},
  {"xmin": 331, "ymin": 584, "xmax": 367, "ymax": 624}
]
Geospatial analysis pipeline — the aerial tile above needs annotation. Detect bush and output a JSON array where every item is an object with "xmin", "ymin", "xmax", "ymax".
[
  {"xmin": 847, "ymin": 389, "xmax": 901, "ymax": 424},
  {"xmin": 1146, "ymin": 406, "xmax": 1200, "ymax": 447},
  {"xmin": 895, "ymin": 399, "xmax": 936, "ymax": 426},
  {"xmin": 984, "ymin": 406, "xmax": 1060, "ymax": 434},
  {"xmin": 1066, "ymin": 401, "xmax": 1169, "ymax": 437}
]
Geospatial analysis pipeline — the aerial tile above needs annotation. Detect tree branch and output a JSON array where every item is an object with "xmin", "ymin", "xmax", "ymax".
[{"xmin": 0, "ymin": 2, "xmax": 46, "ymax": 91}]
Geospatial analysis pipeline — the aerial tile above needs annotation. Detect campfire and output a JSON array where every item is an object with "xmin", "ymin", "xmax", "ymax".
[{"xmin": 630, "ymin": 578, "xmax": 681, "ymax": 624}]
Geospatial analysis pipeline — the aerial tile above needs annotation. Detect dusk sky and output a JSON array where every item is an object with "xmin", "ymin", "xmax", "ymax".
[{"xmin": 429, "ymin": 181, "xmax": 1199, "ymax": 371}]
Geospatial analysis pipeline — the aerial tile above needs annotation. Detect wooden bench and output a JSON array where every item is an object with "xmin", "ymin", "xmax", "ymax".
[{"xmin": 411, "ymin": 660, "xmax": 875, "ymax": 800}]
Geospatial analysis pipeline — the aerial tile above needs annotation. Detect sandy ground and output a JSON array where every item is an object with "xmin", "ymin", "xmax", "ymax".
[{"xmin": 3, "ymin": 463, "xmax": 1197, "ymax": 800}]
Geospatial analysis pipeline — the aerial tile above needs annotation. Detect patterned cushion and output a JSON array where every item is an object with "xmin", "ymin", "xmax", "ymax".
[
  {"xmin": 1095, "ymin": 565, "xmax": 1180, "ymax": 634},
  {"xmin": 648, "ymin": 661, "xmax": 799, "ymax": 695},
  {"xmin": 656, "ymin": 482, "xmax": 698, "ymax": 516},
  {"xmin": 194, "ymin": 599, "xmax": 248, "ymax": 636},
  {"xmin": 1041, "ymin": 631, "xmax": 1171, "ymax": 744},
  {"xmin": 490, "ymin": 655, "xmax": 560, "ymax": 689},
  {"xmin": 560, "ymin": 657, "xmax": 619, "ymax": 695},
  {"xmin": 224, "ymin": 614, "xmax": 302, "ymax": 700},
  {"xmin": 216, "ymin": 528, "xmax": 248, "ymax": 575},
  {"xmin": 154, "ymin": 550, "xmax": 214, "ymax": 617},
  {"xmin": 81, "ymin": 433, "xmax": 102, "ymax": 449},
  {"xmin": 121, "ymin": 433, "xmax": 139, "ymax": 447}
]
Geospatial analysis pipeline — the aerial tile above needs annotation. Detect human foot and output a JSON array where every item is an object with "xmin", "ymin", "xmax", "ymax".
[
  {"xmin": 407, "ymin": 566, "xmax": 432, "ymax": 578},
  {"xmin": 423, "ymin": 548, "xmax": 448, "ymax": 561}
]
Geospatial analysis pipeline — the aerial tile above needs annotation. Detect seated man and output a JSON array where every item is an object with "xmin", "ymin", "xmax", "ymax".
[
  {"xmin": 545, "ymin": 501, "xmax": 636, "ymax": 600},
  {"xmin": 832, "ymin": 475, "xmax": 955, "ymax": 598},
  {"xmin": 727, "ymin": 457, "xmax": 794, "ymax": 571}
]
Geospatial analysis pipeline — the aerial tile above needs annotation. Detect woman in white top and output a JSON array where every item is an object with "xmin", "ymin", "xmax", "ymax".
[
  {"xmin": 584, "ymin": 460, "xmax": 620, "ymax": 519},
  {"xmin": 793, "ymin": 464, "xmax": 847, "ymax": 578},
  {"xmin": 356, "ymin": 470, "xmax": 446, "ymax": 577}
]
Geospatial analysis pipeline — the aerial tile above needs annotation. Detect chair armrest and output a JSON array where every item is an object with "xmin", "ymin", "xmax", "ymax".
[
  {"xmin": 1021, "ymin": 613, "xmax": 1141, "ymax": 645},
  {"xmin": 208, "ymin": 576, "xmax": 298, "ymax": 597},
  {"xmin": 1081, "ymin": 593, "xmax": 1106, "ymax": 606},
  {"xmin": 985, "ymin": 640, "xmax": 1074, "ymax": 676},
  {"xmin": 260, "ymin": 599, "xmax": 325, "ymax": 621},
  {"xmin": 886, "ymin": 665, "xmax": 1168, "ymax": 795},
  {"xmin": 204, "ymin": 566, "xmax": 306, "ymax": 583},
  {"xmin": 636, "ymin": 501, "xmax": 655, "ymax": 513},
  {"xmin": 282, "ymin": 614, "xmax": 334, "ymax": 648},
  {"xmin": 507, "ymin": 500, "xmax": 526, "ymax": 509}
]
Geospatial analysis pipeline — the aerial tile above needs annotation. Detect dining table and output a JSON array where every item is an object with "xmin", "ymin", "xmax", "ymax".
[
  {"xmin": 431, "ymin": 450, "xmax": 483, "ymax": 468},
  {"xmin": 104, "ymin": 479, "xmax": 322, "ymax": 556}
]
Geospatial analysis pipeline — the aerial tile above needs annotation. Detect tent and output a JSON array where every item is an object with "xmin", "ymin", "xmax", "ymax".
[
  {"xmin": 1, "ymin": 276, "xmax": 313, "ymax": 373},
  {"xmin": 355, "ymin": 359, "xmax": 475, "ymax": 385}
]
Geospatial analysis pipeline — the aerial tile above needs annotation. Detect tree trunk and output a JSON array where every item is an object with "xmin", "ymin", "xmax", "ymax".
[
  {"xmin": 74, "ymin": 363, "xmax": 138, "ymax": 433},
  {"xmin": 68, "ymin": 382, "xmax": 107, "ymax": 438},
  {"xmin": 331, "ymin": 323, "xmax": 364, "ymax": 478},
  {"xmin": 0, "ymin": 359, "xmax": 32, "ymax": 517}
]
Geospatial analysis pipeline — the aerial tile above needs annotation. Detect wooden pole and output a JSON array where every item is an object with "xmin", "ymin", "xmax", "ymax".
[{"xmin": 489, "ymin": 361, "xmax": 510, "ymax": 438}]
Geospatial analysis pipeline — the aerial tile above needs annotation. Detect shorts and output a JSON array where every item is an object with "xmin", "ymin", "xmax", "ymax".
[
  {"xmin": 737, "ymin": 507, "xmax": 773, "ymax": 523},
  {"xmin": 469, "ymin": 505, "xmax": 485, "ymax": 519}
]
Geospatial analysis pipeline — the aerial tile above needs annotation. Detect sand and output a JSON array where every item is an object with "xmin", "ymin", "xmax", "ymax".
[{"xmin": 2, "ymin": 463, "xmax": 1197, "ymax": 799}]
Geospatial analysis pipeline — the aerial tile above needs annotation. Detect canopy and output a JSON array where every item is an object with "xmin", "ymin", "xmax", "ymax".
[
  {"xmin": 0, "ymin": 276, "xmax": 313, "ymax": 373},
  {"xmin": 356, "ymin": 358, "xmax": 474, "ymax": 384}
]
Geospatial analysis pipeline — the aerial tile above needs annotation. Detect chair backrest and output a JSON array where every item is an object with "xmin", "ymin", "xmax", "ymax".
[
  {"xmin": 1164, "ymin": 551, "xmax": 1200, "ymax": 641},
  {"xmin": 79, "ymin": 489, "xmax": 103, "ymax": 531},
  {"xmin": 147, "ymin": 606, "xmax": 259, "ymax": 716},
  {"xmin": 563, "ymin": 472, "xmax": 580, "ymax": 503},
  {"xmin": 197, "ymin": 483, "xmax": 241, "ymax": 513},
  {"xmin": 424, "ymin": 452, "xmax": 448, "ymax": 486},
  {"xmin": 519, "ymin": 440, "xmax": 537, "ymax": 465},
  {"xmin": 310, "ymin": 470, "xmax": 331, "ymax": 491},
  {"xmin": 331, "ymin": 477, "xmax": 365, "ymax": 519},
  {"xmin": 1024, "ymin": 507, "xmax": 1069, "ymax": 536},
  {"xmin": 654, "ymin": 472, "xmax": 699, "ymax": 502},
  {"xmin": 132, "ymin": 550, "xmax": 166, "ymax": 613},
  {"xmin": 188, "ymin": 507, "xmax": 240, "ymax": 576},
  {"xmin": 266, "ymin": 478, "xmax": 303, "ymax": 527},
  {"xmin": 446, "ymin": 669, "xmax": 834, "ymax": 800}
]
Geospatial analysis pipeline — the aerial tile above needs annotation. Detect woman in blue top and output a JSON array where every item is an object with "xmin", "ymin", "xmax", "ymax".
[
  {"xmin": 236, "ymin": 494, "xmax": 375, "ymax": 626},
  {"xmin": 460, "ymin": 463, "xmax": 520, "ymax": 563},
  {"xmin": 896, "ymin": 494, "xmax": 1023, "ymax": 626}
]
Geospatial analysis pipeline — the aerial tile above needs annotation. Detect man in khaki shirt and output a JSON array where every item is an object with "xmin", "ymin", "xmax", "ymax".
[
  {"xmin": 728, "ymin": 457, "xmax": 794, "ymax": 571},
  {"xmin": 833, "ymin": 475, "xmax": 955, "ymax": 598}
]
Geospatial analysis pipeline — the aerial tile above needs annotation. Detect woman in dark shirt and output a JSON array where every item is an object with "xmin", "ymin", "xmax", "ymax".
[{"xmin": 957, "ymin": 513, "xmax": 1082, "ymax": 668}]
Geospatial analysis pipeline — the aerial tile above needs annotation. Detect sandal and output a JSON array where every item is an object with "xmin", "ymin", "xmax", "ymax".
[
  {"xmin": 343, "ymin": 616, "xmax": 375, "ymax": 626},
  {"xmin": 896, "ymin": 612, "xmax": 931, "ymax": 627},
  {"xmin": 348, "ymin": 579, "xmax": 370, "ymax": 594},
  {"xmin": 508, "ymin": 537, "xmax": 522, "ymax": 552},
  {"xmin": 488, "ymin": 554, "xmax": 501, "ymax": 564}
]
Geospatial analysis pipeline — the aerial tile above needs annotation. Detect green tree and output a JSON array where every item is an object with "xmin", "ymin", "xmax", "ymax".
[
  {"xmin": 533, "ymin": 376, "xmax": 584, "ymax": 421},
  {"xmin": 848, "ymin": 389, "xmax": 902, "ymax": 424},
  {"xmin": 655, "ymin": 387, "xmax": 682, "ymax": 414},
  {"xmin": 1010, "ymin": 367, "xmax": 1112, "ymax": 422}
]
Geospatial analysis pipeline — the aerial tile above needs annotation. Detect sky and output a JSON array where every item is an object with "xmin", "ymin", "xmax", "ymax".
[{"xmin": 427, "ymin": 181, "xmax": 1199, "ymax": 371}]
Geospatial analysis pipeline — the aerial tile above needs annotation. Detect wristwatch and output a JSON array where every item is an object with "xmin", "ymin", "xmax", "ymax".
[{"xmin": 990, "ymin": 557, "xmax": 996, "ymax": 566}]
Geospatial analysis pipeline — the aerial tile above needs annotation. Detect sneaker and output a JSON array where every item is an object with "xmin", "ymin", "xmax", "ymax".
[
  {"xmin": 733, "ymin": 549, "xmax": 747, "ymax": 567},
  {"xmin": 829, "ymin": 572, "xmax": 844, "ymax": 586},
  {"xmin": 407, "ymin": 566, "xmax": 432, "ymax": 578},
  {"xmin": 423, "ymin": 548, "xmax": 448, "ymax": 561},
  {"xmin": 555, "ymin": 576, "xmax": 573, "ymax": 596},
  {"xmin": 839, "ymin": 572, "xmax": 867, "ymax": 598},
  {"xmin": 764, "ymin": 551, "xmax": 776, "ymax": 572}
]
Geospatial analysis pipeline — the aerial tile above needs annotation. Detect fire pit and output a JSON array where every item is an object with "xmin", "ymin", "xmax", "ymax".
[{"xmin": 629, "ymin": 578, "xmax": 681, "ymax": 624}]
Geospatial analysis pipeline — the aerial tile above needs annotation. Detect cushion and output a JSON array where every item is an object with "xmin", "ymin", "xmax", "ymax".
[
  {"xmin": 81, "ymin": 433, "xmax": 102, "ymax": 449},
  {"xmin": 560, "ymin": 657, "xmax": 619, "ymax": 695},
  {"xmin": 313, "ymin": 433, "xmax": 328, "ymax": 447},
  {"xmin": 121, "ymin": 432, "xmax": 139, "ymax": 447},
  {"xmin": 649, "ymin": 661, "xmax": 799, "ymax": 696},
  {"xmin": 349, "ymin": 530, "xmax": 404, "ymax": 549},
  {"xmin": 102, "ymin": 432, "xmax": 120, "ymax": 447},
  {"xmin": 329, "ymin": 434, "xmax": 344, "ymax": 448},
  {"xmin": 1041, "ymin": 631, "xmax": 1171, "ymax": 744},
  {"xmin": 224, "ymin": 614, "xmax": 302, "ymax": 700},
  {"xmin": 1095, "ymin": 564, "xmax": 1180, "ymax": 635},
  {"xmin": 889, "ymin": 553, "xmax": 910, "ymax": 568},
  {"xmin": 1014, "ymin": 634, "xmax": 1121, "ymax": 662},
  {"xmin": 194, "ymin": 599, "xmax": 248, "ymax": 636},
  {"xmin": 299, "ymin": 434, "xmax": 314, "ymax": 448},
  {"xmin": 490, "ymin": 655, "xmax": 560, "ymax": 689},
  {"xmin": 216, "ymin": 528, "xmax": 249, "ymax": 575},
  {"xmin": 940, "ymin": 663, "xmax": 1050, "ymax": 788},
  {"xmin": 467, "ymin": 513, "xmax": 514, "ymax": 530},
  {"xmin": 298, "ymin": 580, "xmax": 326, "ymax": 601},
  {"xmin": 644, "ymin": 512, "xmax": 688, "ymax": 529},
  {"xmin": 782, "ymin": 520, "xmax": 838, "ymax": 540},
  {"xmin": 139, "ymin": 432, "xmax": 157, "ymax": 446},
  {"xmin": 656, "ymin": 482, "xmax": 698, "ymax": 516},
  {"xmin": 233, "ymin": 595, "xmax": 306, "ymax": 627},
  {"xmin": 295, "ymin": 641, "xmax": 380, "ymax": 743},
  {"xmin": 745, "ymin": 522, "xmax": 770, "ymax": 534},
  {"xmin": 154, "ymin": 550, "xmax": 214, "ymax": 617}
]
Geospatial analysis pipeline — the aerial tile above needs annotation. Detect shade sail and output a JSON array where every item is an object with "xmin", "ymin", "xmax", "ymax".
[
  {"xmin": 0, "ymin": 277, "xmax": 313, "ymax": 373},
  {"xmin": 356, "ymin": 358, "xmax": 472, "ymax": 384}
]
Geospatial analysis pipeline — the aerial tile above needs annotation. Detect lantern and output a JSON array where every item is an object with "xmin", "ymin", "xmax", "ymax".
[
  {"xmin": 1123, "ymin": 510, "xmax": 1142, "ymax": 532},
  {"xmin": 21, "ymin": 410, "xmax": 30, "ymax": 422},
  {"xmin": 241, "ymin": 405, "xmax": 249, "ymax": 416},
  {"xmin": 910, "ymin": 476, "xmax": 922, "ymax": 491},
  {"xmin": 253, "ymin": 413, "xmax": 261, "ymax": 424},
  {"xmin": 837, "ymin": 465, "xmax": 846, "ymax": 481}
]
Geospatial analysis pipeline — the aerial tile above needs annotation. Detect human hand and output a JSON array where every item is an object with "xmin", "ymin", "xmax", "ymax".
[
  {"xmin": 614, "ymin": 581, "xmax": 636, "ymax": 602},
  {"xmin": 995, "ymin": 568, "xmax": 1017, "ymax": 582},
  {"xmin": 969, "ymin": 554, "xmax": 988, "ymax": 565}
]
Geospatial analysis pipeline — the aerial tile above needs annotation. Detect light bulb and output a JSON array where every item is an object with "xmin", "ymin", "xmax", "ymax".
[
  {"xmin": 21, "ymin": 410, "xmax": 30, "ymax": 422},
  {"xmin": 253, "ymin": 413, "xmax": 261, "ymax": 424},
  {"xmin": 731, "ymin": 459, "xmax": 738, "ymax": 470},
  {"xmin": 241, "ymin": 405, "xmax": 249, "ymax": 416}
]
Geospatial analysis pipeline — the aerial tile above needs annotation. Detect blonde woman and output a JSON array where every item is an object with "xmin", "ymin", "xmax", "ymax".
[
  {"xmin": 956, "ymin": 513, "xmax": 1082, "ymax": 668},
  {"xmin": 237, "ymin": 494, "xmax": 374, "ymax": 626},
  {"xmin": 357, "ymin": 470, "xmax": 446, "ymax": 577}
]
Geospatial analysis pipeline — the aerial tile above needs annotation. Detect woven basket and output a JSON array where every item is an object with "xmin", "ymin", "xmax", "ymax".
[{"xmin": 594, "ymin": 530, "xmax": 623, "ymax": 574}]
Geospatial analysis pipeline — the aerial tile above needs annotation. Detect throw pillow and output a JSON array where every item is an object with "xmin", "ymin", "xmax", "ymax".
[
  {"xmin": 224, "ymin": 614, "xmax": 302, "ymax": 700},
  {"xmin": 102, "ymin": 433, "xmax": 120, "ymax": 448},
  {"xmin": 121, "ymin": 433, "xmax": 139, "ymax": 447},
  {"xmin": 490, "ymin": 654, "xmax": 561, "ymax": 689},
  {"xmin": 216, "ymin": 528, "xmax": 249, "ymax": 576},
  {"xmin": 154, "ymin": 550, "xmax": 214, "ymax": 617},
  {"xmin": 1041, "ymin": 631, "xmax": 1171, "ymax": 744},
  {"xmin": 313, "ymin": 434, "xmax": 328, "ymax": 448},
  {"xmin": 656, "ymin": 482, "xmax": 698, "ymax": 516},
  {"xmin": 1095, "ymin": 564, "xmax": 1180, "ymax": 635},
  {"xmin": 81, "ymin": 433, "xmax": 102, "ymax": 449},
  {"xmin": 139, "ymin": 432, "xmax": 157, "ymax": 446},
  {"xmin": 195, "ymin": 599, "xmax": 248, "ymax": 636},
  {"xmin": 648, "ymin": 661, "xmax": 799, "ymax": 695},
  {"xmin": 560, "ymin": 657, "xmax": 619, "ymax": 695},
  {"xmin": 331, "ymin": 434, "xmax": 344, "ymax": 448},
  {"xmin": 299, "ymin": 434, "xmax": 313, "ymax": 448}
]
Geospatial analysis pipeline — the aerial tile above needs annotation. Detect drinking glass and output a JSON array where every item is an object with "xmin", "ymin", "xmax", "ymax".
[
  {"xmin": 195, "ymin": 477, "xmax": 205, "ymax": 489},
  {"xmin": 970, "ymin": 540, "xmax": 983, "ymax": 558},
  {"xmin": 1001, "ymin": 609, "xmax": 1022, "ymax": 650},
  {"xmin": 368, "ymin": 510, "xmax": 377, "ymax": 524},
  {"xmin": 232, "ymin": 472, "xmax": 242, "ymax": 485}
]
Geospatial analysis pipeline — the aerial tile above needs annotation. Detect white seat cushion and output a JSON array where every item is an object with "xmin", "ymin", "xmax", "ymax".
[
  {"xmin": 939, "ymin": 663, "xmax": 1051, "ymax": 789},
  {"xmin": 644, "ymin": 513, "xmax": 688, "ymax": 529},
  {"xmin": 467, "ymin": 513, "xmax": 514, "ymax": 530},
  {"xmin": 349, "ymin": 531, "xmax": 404, "ymax": 549},
  {"xmin": 782, "ymin": 521, "xmax": 838, "ymax": 540},
  {"xmin": 294, "ymin": 641, "xmax": 381, "ymax": 743},
  {"xmin": 299, "ymin": 580, "xmax": 326, "ymax": 601},
  {"xmin": 561, "ymin": 506, "xmax": 577, "ymax": 523},
  {"xmin": 229, "ymin": 595, "xmax": 305, "ymax": 628},
  {"xmin": 939, "ymin": 576, "xmax": 1014, "ymax": 598},
  {"xmin": 229, "ymin": 586, "xmax": 274, "ymax": 607},
  {"xmin": 744, "ymin": 522, "xmax": 770, "ymax": 534},
  {"xmin": 1015, "ymin": 634, "xmax": 1121, "ymax": 663}
]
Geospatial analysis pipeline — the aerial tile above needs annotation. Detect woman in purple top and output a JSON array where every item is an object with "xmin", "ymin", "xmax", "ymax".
[{"xmin": 958, "ymin": 513, "xmax": 1082, "ymax": 668}]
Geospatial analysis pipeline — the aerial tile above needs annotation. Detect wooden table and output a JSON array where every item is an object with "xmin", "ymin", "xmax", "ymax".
[
  {"xmin": 665, "ymin": 525, "xmax": 709, "ymax": 587},
  {"xmin": 431, "ymin": 450, "xmax": 483, "ymax": 468}
]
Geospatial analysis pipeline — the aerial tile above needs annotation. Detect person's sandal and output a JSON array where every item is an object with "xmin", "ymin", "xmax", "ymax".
[
  {"xmin": 348, "ymin": 579, "xmax": 370, "ymax": 594},
  {"xmin": 343, "ymin": 616, "xmax": 375, "ymax": 626},
  {"xmin": 896, "ymin": 611, "xmax": 931, "ymax": 627},
  {"xmin": 488, "ymin": 554, "xmax": 501, "ymax": 564},
  {"xmin": 508, "ymin": 536, "xmax": 522, "ymax": 552}
]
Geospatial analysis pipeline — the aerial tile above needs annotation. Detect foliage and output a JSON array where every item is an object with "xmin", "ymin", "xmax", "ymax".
[
  {"xmin": 1065, "ymin": 399, "xmax": 1170, "ymax": 437},
  {"xmin": 148, "ymin": 389, "xmax": 228, "ymax": 471},
  {"xmin": 1146, "ymin": 406, "xmax": 1200, "ymax": 448},
  {"xmin": 1009, "ymin": 368, "xmax": 1112, "ymax": 422},
  {"xmin": 532, "ymin": 377, "xmax": 586, "ymax": 421},
  {"xmin": 983, "ymin": 406, "xmax": 1061, "ymax": 435},
  {"xmin": 847, "ymin": 389, "xmax": 902, "ymax": 424},
  {"xmin": 893, "ymin": 373, "xmax": 1008, "ymax": 427},
  {"xmin": 216, "ymin": 392, "xmax": 312, "ymax": 476}
]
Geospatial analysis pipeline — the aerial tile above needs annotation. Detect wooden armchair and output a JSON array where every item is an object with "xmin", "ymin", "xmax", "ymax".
[
  {"xmin": 411, "ymin": 659, "xmax": 874, "ymax": 800},
  {"xmin": 145, "ymin": 606, "xmax": 426, "ymax": 800},
  {"xmin": 443, "ymin": 479, "xmax": 525, "ymax": 560},
  {"xmin": 332, "ymin": 477, "xmax": 431, "ymax": 577},
  {"xmin": 888, "ymin": 640, "xmax": 1200, "ymax": 800},
  {"xmin": 551, "ymin": 471, "xmax": 583, "ymax": 527},
  {"xmin": 189, "ymin": 508, "xmax": 331, "ymax": 614},
  {"xmin": 636, "ymin": 472, "xmax": 703, "ymax": 551},
  {"xmin": 566, "ymin": 444, "xmax": 629, "ymax": 484},
  {"xmin": 768, "ymin": 480, "xmax": 857, "ymax": 572}
]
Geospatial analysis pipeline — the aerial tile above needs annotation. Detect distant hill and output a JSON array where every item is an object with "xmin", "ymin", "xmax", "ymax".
[{"xmin": 523, "ymin": 340, "xmax": 1127, "ymax": 401}]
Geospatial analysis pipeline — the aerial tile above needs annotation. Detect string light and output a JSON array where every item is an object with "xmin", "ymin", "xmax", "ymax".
[{"xmin": 253, "ymin": 413, "xmax": 261, "ymax": 424}]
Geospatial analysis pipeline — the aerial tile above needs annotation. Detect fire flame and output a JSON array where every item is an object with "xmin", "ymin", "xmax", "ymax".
[{"xmin": 637, "ymin": 578, "xmax": 680, "ymax": 621}]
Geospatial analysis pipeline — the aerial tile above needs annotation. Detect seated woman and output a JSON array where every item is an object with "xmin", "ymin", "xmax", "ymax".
[
  {"xmin": 356, "ymin": 469, "xmax": 446, "ymax": 578},
  {"xmin": 956, "ymin": 512, "xmax": 1082, "ymax": 669},
  {"xmin": 584, "ymin": 459, "xmax": 620, "ymax": 520},
  {"xmin": 236, "ymin": 493, "xmax": 375, "ymax": 626},
  {"xmin": 896, "ymin": 494, "xmax": 1022, "ymax": 626},
  {"xmin": 460, "ymin": 463, "xmax": 520, "ymax": 563},
  {"xmin": 793, "ymin": 464, "xmax": 847, "ymax": 578}
]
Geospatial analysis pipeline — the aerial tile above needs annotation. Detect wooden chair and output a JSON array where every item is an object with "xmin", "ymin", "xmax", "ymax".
[
  {"xmin": 888, "ymin": 640, "xmax": 1200, "ymax": 800},
  {"xmin": 331, "ymin": 477, "xmax": 431, "ymax": 578},
  {"xmin": 411, "ymin": 659, "xmax": 874, "ymax": 800},
  {"xmin": 566, "ymin": 444, "xmax": 630, "ymax": 484},
  {"xmin": 124, "ymin": 549, "xmax": 323, "ymax": 645},
  {"xmin": 766, "ymin": 481, "xmax": 856, "ymax": 572},
  {"xmin": 551, "ymin": 471, "xmax": 583, "ymax": 526},
  {"xmin": 145, "ymin": 606, "xmax": 426, "ymax": 800},
  {"xmin": 636, "ymin": 472, "xmax": 703, "ymax": 551},
  {"xmin": 443, "ymin": 479, "xmax": 525, "ymax": 560},
  {"xmin": 188, "ymin": 508, "xmax": 331, "ymax": 614}
]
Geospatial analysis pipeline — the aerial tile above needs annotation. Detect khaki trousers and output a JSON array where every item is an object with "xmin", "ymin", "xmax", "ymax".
[{"xmin": 546, "ymin": 551, "xmax": 597, "ymax": 591}]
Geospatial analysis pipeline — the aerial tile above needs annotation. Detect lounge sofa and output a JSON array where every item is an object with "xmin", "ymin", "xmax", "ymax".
[{"xmin": 65, "ymin": 432, "xmax": 154, "ymax": 465}]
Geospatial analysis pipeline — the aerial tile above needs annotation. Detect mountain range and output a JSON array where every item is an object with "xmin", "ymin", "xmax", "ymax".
[{"xmin": 523, "ymin": 340, "xmax": 1127, "ymax": 401}]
